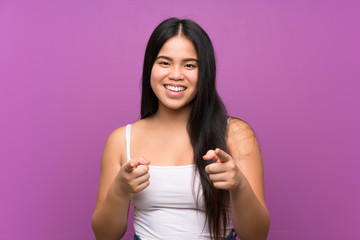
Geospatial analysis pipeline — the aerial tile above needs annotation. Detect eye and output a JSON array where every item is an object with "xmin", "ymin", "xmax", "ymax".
[
  {"xmin": 185, "ymin": 63, "xmax": 197, "ymax": 68},
  {"xmin": 159, "ymin": 61, "xmax": 170, "ymax": 66}
]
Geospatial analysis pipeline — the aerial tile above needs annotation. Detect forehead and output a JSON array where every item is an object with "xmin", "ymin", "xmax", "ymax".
[{"xmin": 158, "ymin": 36, "xmax": 197, "ymax": 58}]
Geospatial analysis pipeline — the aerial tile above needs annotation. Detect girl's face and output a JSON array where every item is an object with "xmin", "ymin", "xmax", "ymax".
[{"xmin": 150, "ymin": 36, "xmax": 198, "ymax": 111}]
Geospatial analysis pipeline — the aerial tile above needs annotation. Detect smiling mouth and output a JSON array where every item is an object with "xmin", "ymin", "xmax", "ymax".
[{"xmin": 164, "ymin": 85, "xmax": 186, "ymax": 92}]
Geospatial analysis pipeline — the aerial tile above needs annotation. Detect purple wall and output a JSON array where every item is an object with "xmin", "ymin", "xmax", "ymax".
[{"xmin": 1, "ymin": 0, "xmax": 359, "ymax": 239}]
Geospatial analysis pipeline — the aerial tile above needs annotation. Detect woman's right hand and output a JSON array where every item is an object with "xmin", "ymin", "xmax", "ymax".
[{"xmin": 114, "ymin": 158, "xmax": 151, "ymax": 196}]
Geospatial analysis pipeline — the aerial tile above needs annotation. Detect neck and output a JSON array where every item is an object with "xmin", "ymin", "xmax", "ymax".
[{"xmin": 152, "ymin": 103, "xmax": 192, "ymax": 129}]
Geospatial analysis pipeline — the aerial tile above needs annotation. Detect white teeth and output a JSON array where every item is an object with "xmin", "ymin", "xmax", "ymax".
[{"xmin": 165, "ymin": 85, "xmax": 186, "ymax": 92}]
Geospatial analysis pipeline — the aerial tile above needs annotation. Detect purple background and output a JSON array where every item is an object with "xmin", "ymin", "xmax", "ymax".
[{"xmin": 1, "ymin": 0, "xmax": 359, "ymax": 239}]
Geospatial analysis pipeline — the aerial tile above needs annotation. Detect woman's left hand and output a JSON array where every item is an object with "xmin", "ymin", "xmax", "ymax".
[{"xmin": 203, "ymin": 148, "xmax": 245, "ymax": 192}]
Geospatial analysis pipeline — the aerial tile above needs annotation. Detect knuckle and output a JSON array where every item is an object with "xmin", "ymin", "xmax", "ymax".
[
  {"xmin": 140, "ymin": 165, "xmax": 148, "ymax": 172},
  {"xmin": 138, "ymin": 169, "xmax": 145, "ymax": 175},
  {"xmin": 129, "ymin": 182, "xmax": 136, "ymax": 189}
]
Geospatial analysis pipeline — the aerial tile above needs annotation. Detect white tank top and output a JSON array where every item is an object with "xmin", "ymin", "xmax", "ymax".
[{"xmin": 126, "ymin": 124, "xmax": 218, "ymax": 239}]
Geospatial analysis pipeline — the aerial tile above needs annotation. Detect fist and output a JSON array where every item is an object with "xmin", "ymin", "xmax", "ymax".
[
  {"xmin": 117, "ymin": 158, "xmax": 150, "ymax": 195},
  {"xmin": 203, "ymin": 148, "xmax": 243, "ymax": 191}
]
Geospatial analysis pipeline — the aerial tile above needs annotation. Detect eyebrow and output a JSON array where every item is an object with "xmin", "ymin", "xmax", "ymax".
[{"xmin": 156, "ymin": 55, "xmax": 198, "ymax": 62}]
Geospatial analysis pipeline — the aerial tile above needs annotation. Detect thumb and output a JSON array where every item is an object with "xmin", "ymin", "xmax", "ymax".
[
  {"xmin": 123, "ymin": 161, "xmax": 135, "ymax": 173},
  {"xmin": 202, "ymin": 150, "xmax": 218, "ymax": 161}
]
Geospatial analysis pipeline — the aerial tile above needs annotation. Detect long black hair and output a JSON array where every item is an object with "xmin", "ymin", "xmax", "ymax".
[{"xmin": 141, "ymin": 18, "xmax": 230, "ymax": 239}]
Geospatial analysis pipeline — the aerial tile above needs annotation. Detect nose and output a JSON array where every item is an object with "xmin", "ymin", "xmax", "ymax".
[{"xmin": 169, "ymin": 65, "xmax": 184, "ymax": 80}]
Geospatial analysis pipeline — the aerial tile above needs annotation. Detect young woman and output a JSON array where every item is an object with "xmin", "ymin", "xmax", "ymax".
[{"xmin": 91, "ymin": 18, "xmax": 270, "ymax": 240}]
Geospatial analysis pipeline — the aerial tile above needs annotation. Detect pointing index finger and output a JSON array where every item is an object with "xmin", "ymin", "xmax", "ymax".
[
  {"xmin": 215, "ymin": 148, "xmax": 232, "ymax": 162},
  {"xmin": 124, "ymin": 158, "xmax": 150, "ymax": 173}
]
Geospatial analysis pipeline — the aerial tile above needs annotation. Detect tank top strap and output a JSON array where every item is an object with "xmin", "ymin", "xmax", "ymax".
[
  {"xmin": 125, "ymin": 124, "xmax": 132, "ymax": 162},
  {"xmin": 227, "ymin": 116, "xmax": 231, "ymax": 125}
]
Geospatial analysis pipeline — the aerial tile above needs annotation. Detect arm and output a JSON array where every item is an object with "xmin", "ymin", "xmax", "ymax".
[
  {"xmin": 91, "ymin": 127, "xmax": 150, "ymax": 240},
  {"xmin": 203, "ymin": 118, "xmax": 270, "ymax": 240}
]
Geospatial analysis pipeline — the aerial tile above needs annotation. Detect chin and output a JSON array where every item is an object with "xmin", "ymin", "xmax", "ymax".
[{"xmin": 162, "ymin": 102, "xmax": 192, "ymax": 111}]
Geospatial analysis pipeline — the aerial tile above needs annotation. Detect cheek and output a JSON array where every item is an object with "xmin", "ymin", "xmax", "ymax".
[
  {"xmin": 150, "ymin": 68, "xmax": 164, "ymax": 94},
  {"xmin": 150, "ymin": 68, "xmax": 157, "ymax": 91},
  {"xmin": 150, "ymin": 77, "xmax": 158, "ymax": 98},
  {"xmin": 189, "ymin": 71, "xmax": 199, "ymax": 85},
  {"xmin": 151, "ymin": 66, "xmax": 167, "ymax": 82}
]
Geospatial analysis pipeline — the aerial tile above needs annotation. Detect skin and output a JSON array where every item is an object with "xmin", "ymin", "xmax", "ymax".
[
  {"xmin": 91, "ymin": 36, "xmax": 270, "ymax": 239},
  {"xmin": 150, "ymin": 36, "xmax": 198, "ymax": 112},
  {"xmin": 203, "ymin": 120, "xmax": 270, "ymax": 239}
]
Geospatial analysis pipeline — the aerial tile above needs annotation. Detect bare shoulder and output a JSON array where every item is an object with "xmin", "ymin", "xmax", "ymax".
[
  {"xmin": 104, "ymin": 120, "xmax": 146, "ymax": 165},
  {"xmin": 227, "ymin": 118, "xmax": 260, "ymax": 158},
  {"xmin": 103, "ymin": 126, "xmax": 128, "ymax": 165},
  {"xmin": 227, "ymin": 118, "xmax": 254, "ymax": 136},
  {"xmin": 226, "ymin": 118, "xmax": 266, "ymax": 206},
  {"xmin": 107, "ymin": 126, "xmax": 126, "ymax": 143},
  {"xmin": 93, "ymin": 125, "xmax": 128, "ymax": 211},
  {"xmin": 132, "ymin": 117, "xmax": 153, "ymax": 129}
]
